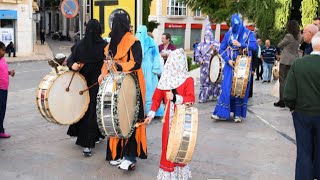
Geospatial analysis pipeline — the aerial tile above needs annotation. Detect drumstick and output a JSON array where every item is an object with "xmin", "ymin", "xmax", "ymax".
[{"xmin": 79, "ymin": 82, "xmax": 99, "ymax": 95}]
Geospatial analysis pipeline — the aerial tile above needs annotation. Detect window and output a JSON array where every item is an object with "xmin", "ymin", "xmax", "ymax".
[
  {"xmin": 0, "ymin": 20, "xmax": 14, "ymax": 28},
  {"xmin": 86, "ymin": 0, "xmax": 91, "ymax": 14},
  {"xmin": 194, "ymin": 9, "xmax": 201, "ymax": 17},
  {"xmin": 0, "ymin": 0, "xmax": 22, "ymax": 3},
  {"xmin": 167, "ymin": 0, "xmax": 186, "ymax": 16}
]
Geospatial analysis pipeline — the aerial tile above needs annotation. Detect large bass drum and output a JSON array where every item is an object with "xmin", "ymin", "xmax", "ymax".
[
  {"xmin": 231, "ymin": 55, "xmax": 252, "ymax": 98},
  {"xmin": 36, "ymin": 70, "xmax": 90, "ymax": 125},
  {"xmin": 166, "ymin": 104, "xmax": 198, "ymax": 164},
  {"xmin": 209, "ymin": 55, "xmax": 223, "ymax": 83},
  {"xmin": 96, "ymin": 72, "xmax": 140, "ymax": 139}
]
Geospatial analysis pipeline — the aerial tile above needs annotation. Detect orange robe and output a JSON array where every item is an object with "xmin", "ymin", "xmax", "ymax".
[{"xmin": 101, "ymin": 32, "xmax": 147, "ymax": 160}]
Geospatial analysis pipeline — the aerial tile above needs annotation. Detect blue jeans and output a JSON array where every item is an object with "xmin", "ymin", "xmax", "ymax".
[
  {"xmin": 124, "ymin": 155, "xmax": 136, "ymax": 163},
  {"xmin": 263, "ymin": 61, "xmax": 273, "ymax": 81},
  {"xmin": 293, "ymin": 111, "xmax": 320, "ymax": 180}
]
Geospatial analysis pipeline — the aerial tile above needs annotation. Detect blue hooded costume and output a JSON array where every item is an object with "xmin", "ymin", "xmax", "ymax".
[
  {"xmin": 136, "ymin": 26, "xmax": 164, "ymax": 116},
  {"xmin": 213, "ymin": 14, "xmax": 257, "ymax": 119}
]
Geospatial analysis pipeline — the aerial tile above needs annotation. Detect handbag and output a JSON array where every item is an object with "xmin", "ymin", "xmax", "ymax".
[{"xmin": 272, "ymin": 61, "xmax": 279, "ymax": 80}]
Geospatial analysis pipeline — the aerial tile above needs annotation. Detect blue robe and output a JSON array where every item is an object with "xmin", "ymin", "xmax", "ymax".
[
  {"xmin": 213, "ymin": 26, "xmax": 257, "ymax": 119},
  {"xmin": 136, "ymin": 26, "xmax": 164, "ymax": 116}
]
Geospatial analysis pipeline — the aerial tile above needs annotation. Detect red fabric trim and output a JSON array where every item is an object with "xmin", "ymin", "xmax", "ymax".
[{"xmin": 151, "ymin": 78, "xmax": 195, "ymax": 173}]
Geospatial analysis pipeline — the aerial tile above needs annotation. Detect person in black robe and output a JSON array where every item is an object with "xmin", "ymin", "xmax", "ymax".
[{"xmin": 67, "ymin": 19, "xmax": 107, "ymax": 157}]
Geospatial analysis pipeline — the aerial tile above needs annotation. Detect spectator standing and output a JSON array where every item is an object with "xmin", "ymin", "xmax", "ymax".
[
  {"xmin": 158, "ymin": 33, "xmax": 176, "ymax": 64},
  {"xmin": 255, "ymin": 38, "xmax": 263, "ymax": 80},
  {"xmin": 40, "ymin": 29, "xmax": 45, "ymax": 45},
  {"xmin": 303, "ymin": 24, "xmax": 319, "ymax": 55},
  {"xmin": 261, "ymin": 39, "xmax": 277, "ymax": 83},
  {"xmin": 284, "ymin": 32, "xmax": 320, "ymax": 180},
  {"xmin": 274, "ymin": 20, "xmax": 300, "ymax": 108},
  {"xmin": 193, "ymin": 39, "xmax": 199, "ymax": 61},
  {"xmin": 6, "ymin": 42, "xmax": 16, "ymax": 57}
]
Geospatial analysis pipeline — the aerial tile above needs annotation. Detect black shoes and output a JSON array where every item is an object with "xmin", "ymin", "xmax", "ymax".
[{"xmin": 274, "ymin": 101, "xmax": 285, "ymax": 108}]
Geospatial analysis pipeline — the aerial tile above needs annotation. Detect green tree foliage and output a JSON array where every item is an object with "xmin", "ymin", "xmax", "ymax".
[
  {"xmin": 142, "ymin": 0, "xmax": 160, "ymax": 32},
  {"xmin": 180, "ymin": 0, "xmax": 250, "ymax": 23},
  {"xmin": 143, "ymin": 0, "xmax": 152, "ymax": 26},
  {"xmin": 301, "ymin": 0, "xmax": 319, "ymax": 27},
  {"xmin": 270, "ymin": 0, "xmax": 292, "ymax": 43},
  {"xmin": 181, "ymin": 0, "xmax": 320, "ymax": 43}
]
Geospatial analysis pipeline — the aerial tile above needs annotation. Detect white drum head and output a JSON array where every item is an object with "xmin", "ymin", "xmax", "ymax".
[
  {"xmin": 117, "ymin": 74, "xmax": 137, "ymax": 137},
  {"xmin": 48, "ymin": 71, "xmax": 89, "ymax": 125},
  {"xmin": 209, "ymin": 56, "xmax": 221, "ymax": 83}
]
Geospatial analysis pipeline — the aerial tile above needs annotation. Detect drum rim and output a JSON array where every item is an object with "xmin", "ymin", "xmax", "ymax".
[
  {"xmin": 166, "ymin": 105, "xmax": 198, "ymax": 164},
  {"xmin": 209, "ymin": 55, "xmax": 223, "ymax": 84},
  {"xmin": 231, "ymin": 55, "xmax": 251, "ymax": 98},
  {"xmin": 36, "ymin": 73, "xmax": 58, "ymax": 124},
  {"xmin": 36, "ymin": 71, "xmax": 90, "ymax": 125}
]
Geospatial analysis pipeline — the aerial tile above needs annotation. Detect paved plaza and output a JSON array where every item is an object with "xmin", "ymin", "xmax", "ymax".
[{"xmin": 0, "ymin": 58, "xmax": 296, "ymax": 180}]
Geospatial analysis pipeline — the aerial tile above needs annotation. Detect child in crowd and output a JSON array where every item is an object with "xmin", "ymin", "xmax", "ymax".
[{"xmin": 0, "ymin": 41, "xmax": 15, "ymax": 138}]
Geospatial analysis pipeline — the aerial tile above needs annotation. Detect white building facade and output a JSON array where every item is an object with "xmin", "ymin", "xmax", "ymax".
[{"xmin": 0, "ymin": 0, "xmax": 39, "ymax": 55}]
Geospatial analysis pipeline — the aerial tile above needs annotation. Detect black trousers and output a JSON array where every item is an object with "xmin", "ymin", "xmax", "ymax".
[
  {"xmin": 249, "ymin": 69, "xmax": 254, "ymax": 98},
  {"xmin": 279, "ymin": 64, "xmax": 291, "ymax": 101},
  {"xmin": 293, "ymin": 111, "xmax": 320, "ymax": 180},
  {"xmin": 7, "ymin": 48, "xmax": 16, "ymax": 57},
  {"xmin": 255, "ymin": 58, "xmax": 263, "ymax": 79},
  {"xmin": 0, "ymin": 89, "xmax": 8, "ymax": 133}
]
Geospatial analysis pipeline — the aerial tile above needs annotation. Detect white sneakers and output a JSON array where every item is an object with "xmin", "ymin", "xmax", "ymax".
[
  {"xmin": 211, "ymin": 114, "xmax": 242, "ymax": 123},
  {"xmin": 234, "ymin": 116, "xmax": 242, "ymax": 123},
  {"xmin": 211, "ymin": 114, "xmax": 219, "ymax": 120},
  {"xmin": 118, "ymin": 160, "xmax": 135, "ymax": 171},
  {"xmin": 109, "ymin": 158, "xmax": 123, "ymax": 166},
  {"xmin": 109, "ymin": 159, "xmax": 136, "ymax": 171}
]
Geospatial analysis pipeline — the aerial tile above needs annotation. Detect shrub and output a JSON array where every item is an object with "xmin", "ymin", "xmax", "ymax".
[{"xmin": 187, "ymin": 56, "xmax": 199, "ymax": 71}]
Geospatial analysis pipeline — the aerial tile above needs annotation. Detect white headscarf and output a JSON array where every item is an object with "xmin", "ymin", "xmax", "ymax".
[{"xmin": 157, "ymin": 48, "xmax": 191, "ymax": 90}]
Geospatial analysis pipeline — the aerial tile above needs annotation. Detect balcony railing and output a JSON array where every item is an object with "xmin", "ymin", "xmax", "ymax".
[{"xmin": 0, "ymin": 0, "xmax": 22, "ymax": 3}]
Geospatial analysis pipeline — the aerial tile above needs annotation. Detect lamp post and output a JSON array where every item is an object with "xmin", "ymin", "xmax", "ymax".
[{"xmin": 79, "ymin": 0, "xmax": 84, "ymax": 39}]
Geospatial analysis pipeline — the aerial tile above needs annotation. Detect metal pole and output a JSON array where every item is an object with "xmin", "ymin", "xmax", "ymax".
[
  {"xmin": 137, "ymin": 0, "xmax": 142, "ymax": 27},
  {"xmin": 79, "ymin": 0, "xmax": 84, "ymax": 39}
]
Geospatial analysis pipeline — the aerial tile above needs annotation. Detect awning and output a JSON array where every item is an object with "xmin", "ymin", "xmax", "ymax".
[{"xmin": 0, "ymin": 10, "xmax": 17, "ymax": 20}]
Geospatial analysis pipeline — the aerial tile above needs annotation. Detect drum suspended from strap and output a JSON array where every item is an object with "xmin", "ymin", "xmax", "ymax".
[
  {"xmin": 231, "ymin": 55, "xmax": 252, "ymax": 98},
  {"xmin": 209, "ymin": 55, "xmax": 223, "ymax": 83},
  {"xmin": 96, "ymin": 72, "xmax": 140, "ymax": 139},
  {"xmin": 166, "ymin": 104, "xmax": 198, "ymax": 164},
  {"xmin": 36, "ymin": 70, "xmax": 90, "ymax": 125}
]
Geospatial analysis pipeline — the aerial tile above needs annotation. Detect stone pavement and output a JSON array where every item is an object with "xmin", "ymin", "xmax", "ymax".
[{"xmin": 0, "ymin": 61, "xmax": 297, "ymax": 180}]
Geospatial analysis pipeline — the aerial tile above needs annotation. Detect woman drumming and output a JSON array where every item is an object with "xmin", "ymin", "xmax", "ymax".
[{"xmin": 67, "ymin": 19, "xmax": 107, "ymax": 156}]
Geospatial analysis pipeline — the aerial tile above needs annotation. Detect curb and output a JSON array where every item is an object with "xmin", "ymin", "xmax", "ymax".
[{"xmin": 7, "ymin": 59, "xmax": 50, "ymax": 64}]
